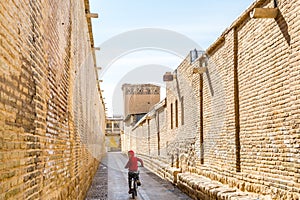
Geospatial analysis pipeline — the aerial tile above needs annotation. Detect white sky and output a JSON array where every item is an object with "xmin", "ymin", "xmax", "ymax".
[{"xmin": 89, "ymin": 0, "xmax": 254, "ymax": 117}]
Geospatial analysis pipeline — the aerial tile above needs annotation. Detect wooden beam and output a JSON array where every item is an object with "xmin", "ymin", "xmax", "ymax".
[
  {"xmin": 93, "ymin": 47, "xmax": 100, "ymax": 51},
  {"xmin": 192, "ymin": 67, "xmax": 207, "ymax": 74},
  {"xmin": 250, "ymin": 8, "xmax": 278, "ymax": 19},
  {"xmin": 86, "ymin": 13, "xmax": 99, "ymax": 18}
]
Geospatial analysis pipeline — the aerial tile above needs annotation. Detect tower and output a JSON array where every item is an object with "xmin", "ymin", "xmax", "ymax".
[{"xmin": 122, "ymin": 83, "xmax": 160, "ymax": 123}]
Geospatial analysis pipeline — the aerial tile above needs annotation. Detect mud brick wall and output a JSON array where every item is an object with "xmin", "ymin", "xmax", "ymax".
[
  {"xmin": 121, "ymin": 125, "xmax": 131, "ymax": 153},
  {"xmin": 135, "ymin": 122, "xmax": 147, "ymax": 155},
  {"xmin": 122, "ymin": 84, "xmax": 160, "ymax": 118},
  {"xmin": 160, "ymin": 57, "xmax": 201, "ymax": 169},
  {"xmin": 0, "ymin": 0, "xmax": 106, "ymax": 199},
  {"xmin": 127, "ymin": 101, "xmax": 167, "ymax": 158},
  {"xmin": 128, "ymin": 0, "xmax": 300, "ymax": 199},
  {"xmin": 195, "ymin": 0, "xmax": 300, "ymax": 199}
]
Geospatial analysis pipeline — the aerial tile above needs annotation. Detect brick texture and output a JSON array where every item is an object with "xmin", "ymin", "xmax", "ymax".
[
  {"xmin": 122, "ymin": 84, "xmax": 160, "ymax": 118},
  {"xmin": 123, "ymin": 0, "xmax": 300, "ymax": 199},
  {"xmin": 0, "ymin": 0, "xmax": 106, "ymax": 200}
]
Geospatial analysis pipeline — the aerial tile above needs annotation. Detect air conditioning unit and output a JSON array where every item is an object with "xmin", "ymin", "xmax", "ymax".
[{"xmin": 163, "ymin": 72, "xmax": 174, "ymax": 82}]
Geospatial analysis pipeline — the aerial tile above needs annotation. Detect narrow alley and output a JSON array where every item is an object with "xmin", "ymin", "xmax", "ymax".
[
  {"xmin": 85, "ymin": 152, "xmax": 191, "ymax": 200},
  {"xmin": 1, "ymin": 0, "xmax": 300, "ymax": 200}
]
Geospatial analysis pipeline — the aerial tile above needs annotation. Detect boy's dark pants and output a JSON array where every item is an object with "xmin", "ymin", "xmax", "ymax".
[{"xmin": 128, "ymin": 171, "xmax": 139, "ymax": 189}]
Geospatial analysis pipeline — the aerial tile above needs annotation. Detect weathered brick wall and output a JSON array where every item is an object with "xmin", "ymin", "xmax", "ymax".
[
  {"xmin": 127, "ymin": 0, "xmax": 300, "ymax": 199},
  {"xmin": 0, "ymin": 0, "xmax": 106, "ymax": 199},
  {"xmin": 233, "ymin": 0, "xmax": 300, "ymax": 197},
  {"xmin": 125, "ymin": 101, "xmax": 168, "ymax": 158},
  {"xmin": 122, "ymin": 84, "xmax": 161, "ymax": 155},
  {"xmin": 122, "ymin": 84, "xmax": 160, "ymax": 117},
  {"xmin": 157, "ymin": 108, "xmax": 168, "ymax": 158},
  {"xmin": 192, "ymin": 1, "xmax": 299, "ymax": 199},
  {"xmin": 135, "ymin": 121, "xmax": 148, "ymax": 155},
  {"xmin": 122, "ymin": 124, "xmax": 131, "ymax": 153},
  {"xmin": 164, "ymin": 58, "xmax": 201, "ymax": 168}
]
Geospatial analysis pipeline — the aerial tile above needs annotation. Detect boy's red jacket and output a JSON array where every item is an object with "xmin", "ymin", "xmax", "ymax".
[{"xmin": 125, "ymin": 151, "xmax": 143, "ymax": 171}]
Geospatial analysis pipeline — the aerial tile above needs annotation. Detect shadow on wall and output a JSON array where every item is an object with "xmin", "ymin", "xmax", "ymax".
[
  {"xmin": 205, "ymin": 68, "xmax": 214, "ymax": 97},
  {"xmin": 275, "ymin": 9, "xmax": 290, "ymax": 45}
]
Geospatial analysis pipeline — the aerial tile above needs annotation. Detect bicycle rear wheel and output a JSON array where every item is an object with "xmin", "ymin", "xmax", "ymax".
[
  {"xmin": 132, "ymin": 180, "xmax": 138, "ymax": 199},
  {"xmin": 131, "ymin": 178, "xmax": 136, "ymax": 199}
]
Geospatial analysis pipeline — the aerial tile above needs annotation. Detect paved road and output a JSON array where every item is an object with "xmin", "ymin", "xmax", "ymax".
[{"xmin": 86, "ymin": 152, "xmax": 192, "ymax": 200}]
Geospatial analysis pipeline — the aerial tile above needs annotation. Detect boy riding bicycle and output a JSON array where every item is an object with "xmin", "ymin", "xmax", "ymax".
[{"xmin": 125, "ymin": 150, "xmax": 144, "ymax": 193}]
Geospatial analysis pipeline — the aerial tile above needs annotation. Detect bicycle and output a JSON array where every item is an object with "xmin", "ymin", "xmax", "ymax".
[{"xmin": 128, "ymin": 171, "xmax": 140, "ymax": 199}]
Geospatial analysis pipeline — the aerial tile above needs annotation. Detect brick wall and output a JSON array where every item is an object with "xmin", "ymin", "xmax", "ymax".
[
  {"xmin": 122, "ymin": 84, "xmax": 160, "ymax": 117},
  {"xmin": 0, "ymin": 0, "xmax": 106, "ymax": 199},
  {"xmin": 126, "ymin": 0, "xmax": 300, "ymax": 199}
]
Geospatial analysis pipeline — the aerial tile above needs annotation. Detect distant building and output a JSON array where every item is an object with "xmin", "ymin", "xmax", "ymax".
[
  {"xmin": 122, "ymin": 83, "xmax": 160, "ymax": 125},
  {"xmin": 105, "ymin": 116, "xmax": 123, "ymax": 152},
  {"xmin": 121, "ymin": 83, "xmax": 160, "ymax": 152}
]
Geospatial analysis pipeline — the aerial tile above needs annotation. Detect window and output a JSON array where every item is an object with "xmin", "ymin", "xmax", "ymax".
[
  {"xmin": 106, "ymin": 123, "xmax": 112, "ymax": 128},
  {"xmin": 114, "ymin": 122, "xmax": 120, "ymax": 128}
]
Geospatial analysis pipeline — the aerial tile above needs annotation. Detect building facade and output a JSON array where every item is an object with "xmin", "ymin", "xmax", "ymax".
[
  {"xmin": 0, "ymin": 0, "xmax": 106, "ymax": 199},
  {"xmin": 105, "ymin": 116, "xmax": 123, "ymax": 152},
  {"xmin": 123, "ymin": 0, "xmax": 300, "ymax": 199},
  {"xmin": 121, "ymin": 83, "xmax": 161, "ymax": 152}
]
